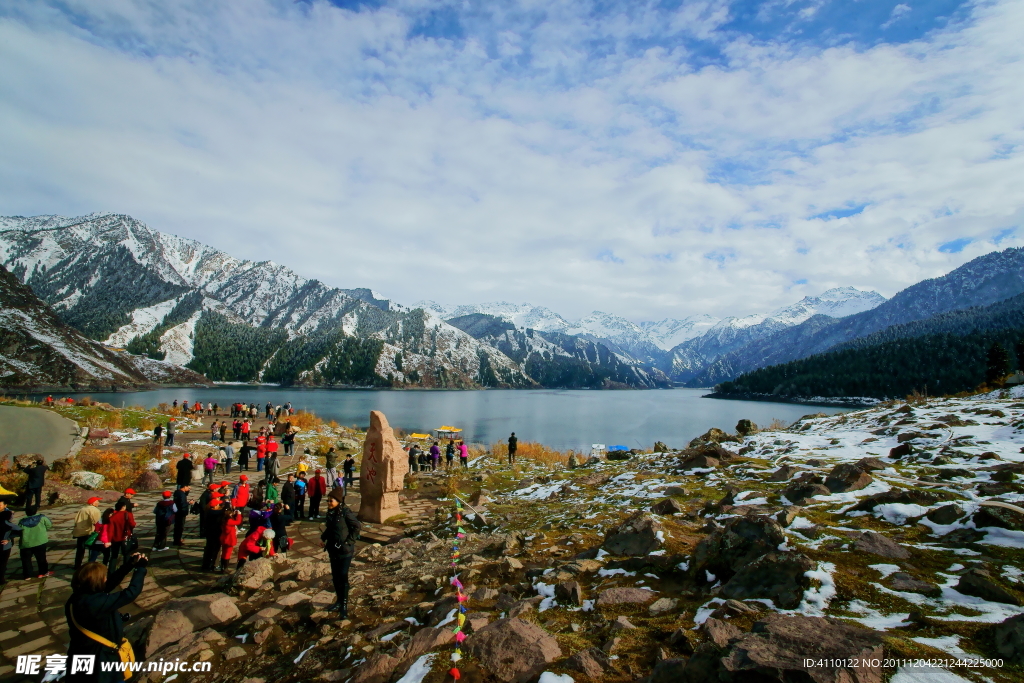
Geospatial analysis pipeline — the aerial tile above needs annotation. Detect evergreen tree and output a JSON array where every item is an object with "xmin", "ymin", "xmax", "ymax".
[{"xmin": 987, "ymin": 342, "xmax": 1010, "ymax": 384}]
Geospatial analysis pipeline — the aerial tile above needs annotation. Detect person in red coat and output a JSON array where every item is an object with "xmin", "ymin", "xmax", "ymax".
[
  {"xmin": 266, "ymin": 436, "xmax": 279, "ymax": 457},
  {"xmin": 307, "ymin": 470, "xmax": 327, "ymax": 519},
  {"xmin": 255, "ymin": 434, "xmax": 267, "ymax": 472},
  {"xmin": 232, "ymin": 475, "xmax": 251, "ymax": 509},
  {"xmin": 107, "ymin": 502, "xmax": 136, "ymax": 573},
  {"xmin": 237, "ymin": 527, "xmax": 266, "ymax": 571},
  {"xmin": 218, "ymin": 509, "xmax": 243, "ymax": 572}
]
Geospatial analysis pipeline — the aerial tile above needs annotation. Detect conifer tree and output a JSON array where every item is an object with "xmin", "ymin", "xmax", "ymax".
[{"xmin": 986, "ymin": 343, "xmax": 1010, "ymax": 385}]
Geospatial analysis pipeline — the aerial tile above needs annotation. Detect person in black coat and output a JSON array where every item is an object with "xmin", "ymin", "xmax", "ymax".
[
  {"xmin": 65, "ymin": 553, "xmax": 148, "ymax": 683},
  {"xmin": 175, "ymin": 454, "xmax": 194, "ymax": 489},
  {"xmin": 200, "ymin": 497, "xmax": 225, "ymax": 571},
  {"xmin": 280, "ymin": 474, "xmax": 296, "ymax": 512},
  {"xmin": 172, "ymin": 486, "xmax": 192, "ymax": 546},
  {"xmin": 321, "ymin": 488, "xmax": 360, "ymax": 617},
  {"xmin": 19, "ymin": 459, "xmax": 48, "ymax": 510}
]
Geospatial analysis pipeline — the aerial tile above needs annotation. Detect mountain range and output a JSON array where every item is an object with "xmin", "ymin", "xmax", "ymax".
[{"xmin": 3, "ymin": 211, "xmax": 1023, "ymax": 393}]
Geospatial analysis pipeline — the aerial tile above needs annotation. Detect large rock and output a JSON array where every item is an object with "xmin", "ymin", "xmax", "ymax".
[
  {"xmin": 735, "ymin": 419, "xmax": 758, "ymax": 436},
  {"xmin": 850, "ymin": 489, "xmax": 944, "ymax": 512},
  {"xmin": 856, "ymin": 457, "xmax": 887, "ymax": 471},
  {"xmin": 717, "ymin": 614, "xmax": 884, "ymax": 683},
  {"xmin": 981, "ymin": 613, "xmax": 1024, "ymax": 664},
  {"xmin": 852, "ymin": 532, "xmax": 910, "ymax": 560},
  {"xmin": 163, "ymin": 594, "xmax": 241, "ymax": 630},
  {"xmin": 769, "ymin": 465, "xmax": 796, "ymax": 482},
  {"xmin": 351, "ymin": 653, "xmax": 399, "ymax": 683},
  {"xmin": 721, "ymin": 552, "xmax": 815, "ymax": 610},
  {"xmin": 68, "ymin": 471, "xmax": 105, "ymax": 490},
  {"xmin": 234, "ymin": 557, "xmax": 275, "ymax": 589},
  {"xmin": 602, "ymin": 512, "xmax": 664, "ymax": 556},
  {"xmin": 690, "ymin": 516, "xmax": 785, "ymax": 584},
  {"xmin": 680, "ymin": 454, "xmax": 720, "ymax": 470},
  {"xmin": 145, "ymin": 609, "xmax": 194, "ymax": 657},
  {"xmin": 402, "ymin": 626, "xmax": 454, "ymax": 661},
  {"xmin": 703, "ymin": 617, "xmax": 743, "ymax": 648},
  {"xmin": 956, "ymin": 569, "xmax": 1022, "ymax": 605},
  {"xmin": 651, "ymin": 498, "xmax": 684, "ymax": 515},
  {"xmin": 782, "ymin": 481, "xmax": 831, "ymax": 505},
  {"xmin": 464, "ymin": 618, "xmax": 561, "ymax": 683},
  {"xmin": 132, "ymin": 470, "xmax": 162, "ymax": 492},
  {"xmin": 824, "ymin": 464, "xmax": 872, "ymax": 493},
  {"xmin": 972, "ymin": 506, "xmax": 1024, "ymax": 531},
  {"xmin": 566, "ymin": 647, "xmax": 612, "ymax": 679},
  {"xmin": 595, "ymin": 587, "xmax": 657, "ymax": 606},
  {"xmin": 887, "ymin": 573, "xmax": 940, "ymax": 597},
  {"xmin": 358, "ymin": 410, "xmax": 409, "ymax": 524}
]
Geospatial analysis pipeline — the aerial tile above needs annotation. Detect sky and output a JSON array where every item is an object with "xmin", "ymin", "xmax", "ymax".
[{"xmin": 1, "ymin": 0, "xmax": 1022, "ymax": 323}]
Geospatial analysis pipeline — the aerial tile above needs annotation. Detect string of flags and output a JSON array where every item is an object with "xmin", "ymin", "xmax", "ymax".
[{"xmin": 449, "ymin": 496, "xmax": 469, "ymax": 680}]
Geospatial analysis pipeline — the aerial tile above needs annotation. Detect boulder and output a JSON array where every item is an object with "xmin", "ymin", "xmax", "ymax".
[
  {"xmin": 769, "ymin": 465, "xmax": 796, "ymax": 482},
  {"xmin": 555, "ymin": 581, "xmax": 584, "ymax": 606},
  {"xmin": 926, "ymin": 504, "xmax": 963, "ymax": 525},
  {"xmin": 68, "ymin": 471, "xmax": 105, "ymax": 490},
  {"xmin": 145, "ymin": 609, "xmax": 194, "ymax": 657},
  {"xmin": 607, "ymin": 450, "xmax": 632, "ymax": 461},
  {"xmin": 163, "ymin": 594, "xmax": 241, "ymax": 630},
  {"xmin": 650, "ymin": 658, "xmax": 688, "ymax": 683},
  {"xmin": 718, "ymin": 614, "xmax": 884, "ymax": 683},
  {"xmin": 87, "ymin": 428, "xmax": 110, "ymax": 440},
  {"xmin": 648, "ymin": 597, "xmax": 679, "ymax": 616},
  {"xmin": 781, "ymin": 481, "xmax": 831, "ymax": 505},
  {"xmin": 653, "ymin": 441, "xmax": 670, "ymax": 452},
  {"xmin": 824, "ymin": 463, "xmax": 872, "ymax": 493},
  {"xmin": 470, "ymin": 489, "xmax": 491, "ymax": 506},
  {"xmin": 887, "ymin": 573, "xmax": 940, "ymax": 597},
  {"xmin": 690, "ymin": 427, "xmax": 740, "ymax": 445},
  {"xmin": 471, "ymin": 587, "xmax": 499, "ymax": 601},
  {"xmin": 651, "ymin": 498, "xmax": 684, "ymax": 515},
  {"xmin": 680, "ymin": 454, "xmax": 720, "ymax": 470},
  {"xmin": 610, "ymin": 616, "xmax": 636, "ymax": 631},
  {"xmin": 234, "ymin": 557, "xmax": 275, "ymax": 590},
  {"xmin": 602, "ymin": 512, "xmax": 664, "ymax": 556},
  {"xmin": 464, "ymin": 618, "xmax": 561, "ymax": 683},
  {"xmin": 595, "ymin": 587, "xmax": 657, "ymax": 606},
  {"xmin": 956, "ymin": 569, "xmax": 1022, "ymax": 605},
  {"xmin": 575, "ymin": 472, "xmax": 612, "ymax": 487},
  {"xmin": 132, "ymin": 470, "xmax": 162, "ymax": 492},
  {"xmin": 735, "ymin": 420, "xmax": 758, "ymax": 436},
  {"xmin": 567, "ymin": 453, "xmax": 580, "ymax": 468},
  {"xmin": 402, "ymin": 626, "xmax": 454, "ymax": 661},
  {"xmin": 721, "ymin": 552, "xmax": 815, "ymax": 610},
  {"xmin": 703, "ymin": 617, "xmax": 742, "ymax": 648},
  {"xmin": 351, "ymin": 653, "xmax": 399, "ymax": 683},
  {"xmin": 852, "ymin": 532, "xmax": 911, "ymax": 560},
  {"xmin": 889, "ymin": 443, "xmax": 913, "ymax": 458},
  {"xmin": 689, "ymin": 515, "xmax": 785, "ymax": 583},
  {"xmin": 856, "ymin": 457, "xmax": 887, "ymax": 471},
  {"xmin": 850, "ymin": 489, "xmax": 944, "ymax": 512},
  {"xmin": 981, "ymin": 613, "xmax": 1024, "ymax": 664},
  {"xmin": 972, "ymin": 506, "xmax": 1024, "ymax": 531},
  {"xmin": 566, "ymin": 646, "xmax": 612, "ymax": 679}
]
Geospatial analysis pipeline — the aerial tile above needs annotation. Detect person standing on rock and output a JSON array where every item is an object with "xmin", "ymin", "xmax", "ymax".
[
  {"xmin": 18, "ymin": 504, "xmax": 54, "ymax": 578},
  {"xmin": 322, "ymin": 487, "xmax": 361, "ymax": 616},
  {"xmin": 65, "ymin": 553, "xmax": 148, "ymax": 683},
  {"xmin": 72, "ymin": 497, "xmax": 102, "ymax": 570},
  {"xmin": 507, "ymin": 432, "xmax": 518, "ymax": 465},
  {"xmin": 175, "ymin": 453, "xmax": 193, "ymax": 489},
  {"xmin": 308, "ymin": 469, "xmax": 326, "ymax": 519},
  {"xmin": 151, "ymin": 491, "xmax": 175, "ymax": 552},
  {"xmin": 18, "ymin": 458, "xmax": 48, "ymax": 511},
  {"xmin": 172, "ymin": 485, "xmax": 192, "ymax": 546}
]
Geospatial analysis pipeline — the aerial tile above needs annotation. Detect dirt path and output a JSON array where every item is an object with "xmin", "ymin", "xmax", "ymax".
[{"xmin": 0, "ymin": 405, "xmax": 80, "ymax": 462}]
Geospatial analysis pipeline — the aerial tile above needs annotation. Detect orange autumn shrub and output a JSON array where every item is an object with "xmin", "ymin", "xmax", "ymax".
[
  {"xmin": 77, "ymin": 449, "xmax": 151, "ymax": 491},
  {"xmin": 490, "ymin": 441, "xmax": 573, "ymax": 466},
  {"xmin": 289, "ymin": 410, "xmax": 323, "ymax": 429}
]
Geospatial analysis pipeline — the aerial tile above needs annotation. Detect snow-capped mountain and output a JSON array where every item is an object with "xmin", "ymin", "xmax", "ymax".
[
  {"xmin": 420, "ymin": 301, "xmax": 574, "ymax": 333},
  {"xmin": 0, "ymin": 263, "xmax": 208, "ymax": 389},
  {"xmin": 767, "ymin": 287, "xmax": 887, "ymax": 325},
  {"xmin": 640, "ymin": 315, "xmax": 720, "ymax": 351}
]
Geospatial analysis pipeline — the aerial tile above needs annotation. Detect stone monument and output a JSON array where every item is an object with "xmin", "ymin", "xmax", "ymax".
[{"xmin": 358, "ymin": 410, "xmax": 409, "ymax": 523}]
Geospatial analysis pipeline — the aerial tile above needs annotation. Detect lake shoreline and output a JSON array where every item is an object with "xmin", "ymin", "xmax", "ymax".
[{"xmin": 702, "ymin": 390, "xmax": 880, "ymax": 409}]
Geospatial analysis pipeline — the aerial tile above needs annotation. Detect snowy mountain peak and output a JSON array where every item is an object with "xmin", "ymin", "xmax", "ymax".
[{"xmin": 770, "ymin": 287, "xmax": 886, "ymax": 325}]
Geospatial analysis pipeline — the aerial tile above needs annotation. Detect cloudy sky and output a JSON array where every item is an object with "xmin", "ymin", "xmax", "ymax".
[{"xmin": 1, "ymin": 0, "xmax": 1021, "ymax": 323}]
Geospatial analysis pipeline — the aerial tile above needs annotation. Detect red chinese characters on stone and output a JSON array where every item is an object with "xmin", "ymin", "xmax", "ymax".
[{"xmin": 358, "ymin": 410, "xmax": 409, "ymax": 524}]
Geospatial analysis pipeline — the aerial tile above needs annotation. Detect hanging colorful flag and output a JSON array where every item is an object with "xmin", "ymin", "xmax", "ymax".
[{"xmin": 450, "ymin": 496, "xmax": 469, "ymax": 680}]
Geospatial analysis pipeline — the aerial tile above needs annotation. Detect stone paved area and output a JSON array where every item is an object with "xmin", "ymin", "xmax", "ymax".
[{"xmin": 0, "ymin": 422, "xmax": 441, "ymax": 680}]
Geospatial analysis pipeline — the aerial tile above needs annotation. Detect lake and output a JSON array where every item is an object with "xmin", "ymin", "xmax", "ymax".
[{"xmin": 35, "ymin": 387, "xmax": 850, "ymax": 451}]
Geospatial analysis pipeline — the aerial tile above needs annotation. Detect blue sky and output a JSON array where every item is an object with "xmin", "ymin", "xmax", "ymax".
[{"xmin": 0, "ymin": 0, "xmax": 1021, "ymax": 322}]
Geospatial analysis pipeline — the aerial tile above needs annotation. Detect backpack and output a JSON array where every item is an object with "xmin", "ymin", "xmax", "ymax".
[{"xmin": 158, "ymin": 503, "xmax": 175, "ymax": 524}]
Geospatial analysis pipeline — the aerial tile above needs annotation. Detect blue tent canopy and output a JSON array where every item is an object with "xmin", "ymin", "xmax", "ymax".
[{"xmin": 607, "ymin": 445, "xmax": 630, "ymax": 452}]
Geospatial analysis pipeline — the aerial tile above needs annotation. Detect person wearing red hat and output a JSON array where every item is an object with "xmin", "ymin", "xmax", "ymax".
[
  {"xmin": 218, "ymin": 508, "xmax": 242, "ymax": 572},
  {"xmin": 308, "ymin": 470, "xmax": 327, "ymax": 519},
  {"xmin": 232, "ymin": 476, "xmax": 250, "ymax": 509},
  {"xmin": 172, "ymin": 485, "xmax": 193, "ymax": 546},
  {"xmin": 107, "ymin": 501, "xmax": 136, "ymax": 573},
  {"xmin": 72, "ymin": 497, "xmax": 102, "ymax": 569},
  {"xmin": 151, "ymin": 491, "xmax": 176, "ymax": 552},
  {"xmin": 116, "ymin": 488, "xmax": 136, "ymax": 514}
]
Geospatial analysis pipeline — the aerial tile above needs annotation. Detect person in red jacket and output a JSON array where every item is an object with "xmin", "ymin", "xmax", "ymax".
[
  {"xmin": 107, "ymin": 501, "xmax": 136, "ymax": 573},
  {"xmin": 218, "ymin": 509, "xmax": 243, "ymax": 572},
  {"xmin": 232, "ymin": 475, "xmax": 251, "ymax": 509},
  {"xmin": 237, "ymin": 527, "xmax": 266, "ymax": 571},
  {"xmin": 266, "ymin": 436, "xmax": 279, "ymax": 458},
  {"xmin": 255, "ymin": 434, "xmax": 267, "ymax": 472},
  {"xmin": 307, "ymin": 469, "xmax": 327, "ymax": 519}
]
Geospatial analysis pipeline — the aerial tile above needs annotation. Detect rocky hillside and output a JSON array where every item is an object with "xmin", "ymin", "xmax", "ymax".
[
  {"xmin": 692, "ymin": 247, "xmax": 1024, "ymax": 387},
  {"xmin": 0, "ymin": 264, "xmax": 209, "ymax": 390}
]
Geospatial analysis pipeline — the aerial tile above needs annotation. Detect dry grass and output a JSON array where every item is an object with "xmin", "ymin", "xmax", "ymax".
[
  {"xmin": 490, "ymin": 441, "xmax": 572, "ymax": 466},
  {"xmin": 289, "ymin": 410, "xmax": 323, "ymax": 429},
  {"xmin": 764, "ymin": 418, "xmax": 791, "ymax": 431},
  {"xmin": 77, "ymin": 448, "xmax": 151, "ymax": 491}
]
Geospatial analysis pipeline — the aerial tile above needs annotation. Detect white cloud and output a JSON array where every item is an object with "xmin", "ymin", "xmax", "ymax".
[
  {"xmin": 0, "ymin": 0, "xmax": 1021, "ymax": 323},
  {"xmin": 882, "ymin": 4, "xmax": 913, "ymax": 30}
]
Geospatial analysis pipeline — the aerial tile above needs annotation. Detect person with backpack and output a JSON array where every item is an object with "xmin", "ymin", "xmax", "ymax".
[
  {"xmin": 73, "ymin": 497, "xmax": 102, "ymax": 570},
  {"xmin": 151, "ymin": 491, "xmax": 176, "ymax": 552},
  {"xmin": 407, "ymin": 444, "xmax": 419, "ymax": 473},
  {"xmin": 88, "ymin": 508, "xmax": 114, "ymax": 564},
  {"xmin": 19, "ymin": 504, "xmax": 54, "ymax": 578},
  {"xmin": 308, "ymin": 469, "xmax": 327, "ymax": 519},
  {"xmin": 172, "ymin": 486, "xmax": 192, "ymax": 546},
  {"xmin": 107, "ymin": 501, "xmax": 136, "ymax": 573},
  {"xmin": 65, "ymin": 552, "xmax": 148, "ymax": 683},
  {"xmin": 445, "ymin": 440, "xmax": 455, "ymax": 469},
  {"xmin": 321, "ymin": 487, "xmax": 361, "ymax": 616}
]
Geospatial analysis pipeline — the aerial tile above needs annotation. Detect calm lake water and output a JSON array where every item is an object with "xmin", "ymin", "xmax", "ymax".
[{"xmin": 33, "ymin": 387, "xmax": 849, "ymax": 451}]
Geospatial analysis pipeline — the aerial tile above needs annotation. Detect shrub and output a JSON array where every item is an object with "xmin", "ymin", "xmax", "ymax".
[
  {"xmin": 490, "ymin": 441, "xmax": 571, "ymax": 466},
  {"xmin": 289, "ymin": 410, "xmax": 323, "ymax": 429},
  {"xmin": 77, "ymin": 449, "xmax": 150, "ymax": 491}
]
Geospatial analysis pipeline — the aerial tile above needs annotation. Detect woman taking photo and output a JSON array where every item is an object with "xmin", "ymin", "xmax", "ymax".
[{"xmin": 65, "ymin": 553, "xmax": 148, "ymax": 682}]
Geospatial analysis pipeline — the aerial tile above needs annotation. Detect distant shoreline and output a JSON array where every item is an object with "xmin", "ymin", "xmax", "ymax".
[{"xmin": 702, "ymin": 391, "xmax": 879, "ymax": 409}]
